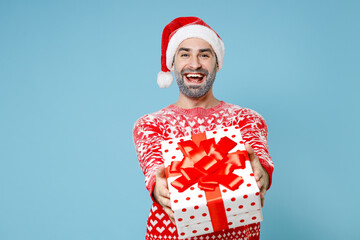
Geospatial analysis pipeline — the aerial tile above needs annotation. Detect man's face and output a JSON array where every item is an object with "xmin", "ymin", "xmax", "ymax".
[{"xmin": 173, "ymin": 38, "xmax": 218, "ymax": 99}]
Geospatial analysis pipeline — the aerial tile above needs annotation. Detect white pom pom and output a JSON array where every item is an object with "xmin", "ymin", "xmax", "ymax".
[{"xmin": 157, "ymin": 71, "xmax": 173, "ymax": 88}]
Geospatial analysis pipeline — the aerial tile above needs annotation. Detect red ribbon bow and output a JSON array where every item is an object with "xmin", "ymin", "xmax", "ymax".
[
  {"xmin": 169, "ymin": 134, "xmax": 248, "ymax": 192},
  {"xmin": 166, "ymin": 132, "xmax": 249, "ymax": 232}
]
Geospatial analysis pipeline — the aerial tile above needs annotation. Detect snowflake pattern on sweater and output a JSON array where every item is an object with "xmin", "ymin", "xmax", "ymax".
[{"xmin": 133, "ymin": 101, "xmax": 273, "ymax": 240}]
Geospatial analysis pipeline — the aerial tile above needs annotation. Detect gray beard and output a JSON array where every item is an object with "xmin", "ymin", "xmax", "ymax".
[{"xmin": 174, "ymin": 66, "xmax": 217, "ymax": 99}]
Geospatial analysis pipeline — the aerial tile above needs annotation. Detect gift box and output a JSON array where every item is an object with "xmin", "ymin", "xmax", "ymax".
[{"xmin": 160, "ymin": 126, "xmax": 263, "ymax": 239}]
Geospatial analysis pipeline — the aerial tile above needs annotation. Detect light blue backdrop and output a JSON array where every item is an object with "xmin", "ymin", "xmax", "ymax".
[{"xmin": 1, "ymin": 0, "xmax": 359, "ymax": 239}]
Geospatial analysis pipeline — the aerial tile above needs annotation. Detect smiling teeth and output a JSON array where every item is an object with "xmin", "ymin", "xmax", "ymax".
[{"xmin": 186, "ymin": 74, "xmax": 202, "ymax": 78}]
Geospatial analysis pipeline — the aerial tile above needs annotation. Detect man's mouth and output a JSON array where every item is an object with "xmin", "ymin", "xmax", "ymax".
[{"xmin": 184, "ymin": 73, "xmax": 205, "ymax": 84}]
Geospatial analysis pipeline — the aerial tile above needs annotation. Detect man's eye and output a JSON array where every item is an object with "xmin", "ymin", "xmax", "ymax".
[
  {"xmin": 201, "ymin": 54, "xmax": 209, "ymax": 58},
  {"xmin": 181, "ymin": 54, "xmax": 189, "ymax": 57}
]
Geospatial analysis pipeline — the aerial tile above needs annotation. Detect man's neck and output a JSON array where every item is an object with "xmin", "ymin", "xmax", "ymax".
[{"xmin": 173, "ymin": 90, "xmax": 221, "ymax": 109}]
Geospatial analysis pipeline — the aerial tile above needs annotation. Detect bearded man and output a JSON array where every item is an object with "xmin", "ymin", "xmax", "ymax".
[{"xmin": 133, "ymin": 17, "xmax": 274, "ymax": 240}]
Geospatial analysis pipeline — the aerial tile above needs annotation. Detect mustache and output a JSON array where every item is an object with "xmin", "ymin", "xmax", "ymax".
[{"xmin": 181, "ymin": 68, "xmax": 208, "ymax": 76}]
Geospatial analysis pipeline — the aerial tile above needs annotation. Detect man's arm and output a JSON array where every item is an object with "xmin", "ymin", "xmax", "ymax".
[
  {"xmin": 133, "ymin": 115, "xmax": 174, "ymax": 221},
  {"xmin": 133, "ymin": 115, "xmax": 165, "ymax": 201},
  {"xmin": 238, "ymin": 108, "xmax": 274, "ymax": 206}
]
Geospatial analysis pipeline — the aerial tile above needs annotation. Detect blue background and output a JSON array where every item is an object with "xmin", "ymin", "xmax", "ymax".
[{"xmin": 1, "ymin": 0, "xmax": 359, "ymax": 239}]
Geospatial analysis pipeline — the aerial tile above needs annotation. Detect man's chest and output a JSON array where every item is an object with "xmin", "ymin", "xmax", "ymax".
[{"xmin": 160, "ymin": 113, "xmax": 240, "ymax": 139}]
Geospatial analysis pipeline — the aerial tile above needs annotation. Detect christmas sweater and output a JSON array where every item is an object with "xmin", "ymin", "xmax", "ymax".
[{"xmin": 133, "ymin": 101, "xmax": 274, "ymax": 240}]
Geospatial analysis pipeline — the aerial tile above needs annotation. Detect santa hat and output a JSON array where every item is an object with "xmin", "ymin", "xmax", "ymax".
[{"xmin": 157, "ymin": 17, "xmax": 225, "ymax": 88}]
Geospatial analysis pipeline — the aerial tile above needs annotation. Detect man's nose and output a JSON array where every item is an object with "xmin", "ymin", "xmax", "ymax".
[{"xmin": 188, "ymin": 56, "xmax": 201, "ymax": 69}]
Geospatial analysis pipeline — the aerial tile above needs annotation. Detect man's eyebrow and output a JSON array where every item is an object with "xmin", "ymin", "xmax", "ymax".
[
  {"xmin": 177, "ymin": 47, "xmax": 214, "ymax": 55},
  {"xmin": 178, "ymin": 47, "xmax": 190, "ymax": 52},
  {"xmin": 199, "ymin": 48, "xmax": 214, "ymax": 55}
]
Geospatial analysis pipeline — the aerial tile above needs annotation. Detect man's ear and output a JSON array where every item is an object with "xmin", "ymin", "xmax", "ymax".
[{"xmin": 171, "ymin": 59, "xmax": 175, "ymax": 71}]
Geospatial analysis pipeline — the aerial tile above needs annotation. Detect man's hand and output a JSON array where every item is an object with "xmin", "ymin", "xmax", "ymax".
[
  {"xmin": 153, "ymin": 164, "xmax": 175, "ymax": 223},
  {"xmin": 245, "ymin": 143, "xmax": 270, "ymax": 207}
]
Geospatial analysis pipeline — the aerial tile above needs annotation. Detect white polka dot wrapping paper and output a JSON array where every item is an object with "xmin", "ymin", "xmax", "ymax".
[{"xmin": 161, "ymin": 125, "xmax": 263, "ymax": 239}]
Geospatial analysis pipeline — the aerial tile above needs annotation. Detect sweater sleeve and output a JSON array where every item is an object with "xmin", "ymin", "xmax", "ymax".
[
  {"xmin": 133, "ymin": 114, "xmax": 167, "ymax": 201},
  {"xmin": 238, "ymin": 109, "xmax": 274, "ymax": 189}
]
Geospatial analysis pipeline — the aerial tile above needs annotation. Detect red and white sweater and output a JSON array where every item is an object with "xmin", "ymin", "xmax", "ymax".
[{"xmin": 133, "ymin": 101, "xmax": 274, "ymax": 240}]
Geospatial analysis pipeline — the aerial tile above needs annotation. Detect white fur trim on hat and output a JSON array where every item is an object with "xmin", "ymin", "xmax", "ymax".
[
  {"xmin": 157, "ymin": 71, "xmax": 173, "ymax": 88},
  {"xmin": 166, "ymin": 24, "xmax": 225, "ymax": 71}
]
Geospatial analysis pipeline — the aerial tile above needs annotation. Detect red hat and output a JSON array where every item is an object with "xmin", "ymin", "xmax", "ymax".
[{"xmin": 157, "ymin": 17, "xmax": 225, "ymax": 88}]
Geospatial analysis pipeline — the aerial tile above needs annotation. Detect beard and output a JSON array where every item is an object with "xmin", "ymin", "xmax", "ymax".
[{"xmin": 174, "ymin": 65, "xmax": 217, "ymax": 99}]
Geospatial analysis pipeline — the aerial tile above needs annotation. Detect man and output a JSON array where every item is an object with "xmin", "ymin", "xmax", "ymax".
[{"xmin": 133, "ymin": 17, "xmax": 274, "ymax": 240}]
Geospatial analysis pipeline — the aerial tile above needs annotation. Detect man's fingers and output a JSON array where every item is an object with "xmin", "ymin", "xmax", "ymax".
[
  {"xmin": 245, "ymin": 143, "xmax": 257, "ymax": 161},
  {"xmin": 158, "ymin": 184, "xmax": 170, "ymax": 199},
  {"xmin": 256, "ymin": 174, "xmax": 266, "ymax": 191},
  {"xmin": 246, "ymin": 143, "xmax": 270, "ymax": 191},
  {"xmin": 260, "ymin": 184, "xmax": 267, "ymax": 207},
  {"xmin": 253, "ymin": 168, "xmax": 268, "ymax": 208},
  {"xmin": 254, "ymin": 170, "xmax": 262, "ymax": 181},
  {"xmin": 163, "ymin": 206, "xmax": 174, "ymax": 218},
  {"xmin": 245, "ymin": 143, "xmax": 269, "ymax": 208},
  {"xmin": 155, "ymin": 164, "xmax": 169, "ymax": 198},
  {"xmin": 153, "ymin": 164, "xmax": 171, "ymax": 206},
  {"xmin": 256, "ymin": 174, "xmax": 269, "ymax": 194},
  {"xmin": 158, "ymin": 195, "xmax": 171, "ymax": 209},
  {"xmin": 246, "ymin": 143, "xmax": 262, "ymax": 180},
  {"xmin": 256, "ymin": 179, "xmax": 261, "ymax": 190},
  {"xmin": 155, "ymin": 165, "xmax": 175, "ymax": 223},
  {"xmin": 163, "ymin": 206, "xmax": 175, "ymax": 223}
]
